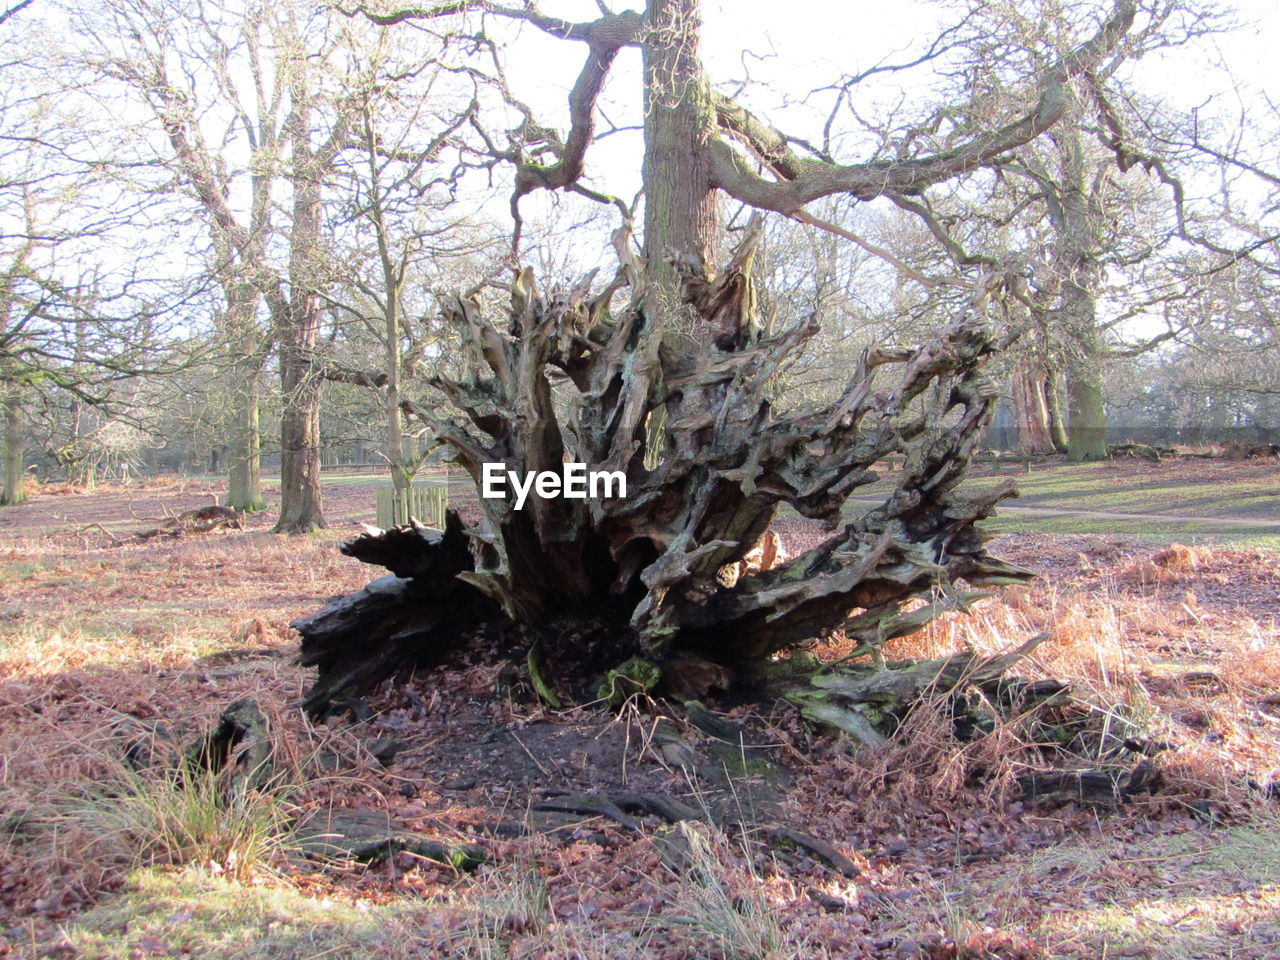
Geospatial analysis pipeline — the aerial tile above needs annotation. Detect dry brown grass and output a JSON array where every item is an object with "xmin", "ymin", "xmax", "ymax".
[
  {"xmin": 2, "ymin": 486, "xmax": 1279, "ymax": 958},
  {"xmin": 870, "ymin": 548, "xmax": 1280, "ymax": 796}
]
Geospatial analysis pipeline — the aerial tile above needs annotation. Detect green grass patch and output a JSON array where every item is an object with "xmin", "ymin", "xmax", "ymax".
[
  {"xmin": 61, "ymin": 867, "xmax": 436, "ymax": 960},
  {"xmin": 1034, "ymin": 819, "xmax": 1280, "ymax": 959},
  {"xmin": 831, "ymin": 460, "xmax": 1279, "ymax": 549},
  {"xmin": 984, "ymin": 511, "xmax": 1280, "ymax": 551},
  {"xmin": 968, "ymin": 462, "xmax": 1277, "ymax": 519}
]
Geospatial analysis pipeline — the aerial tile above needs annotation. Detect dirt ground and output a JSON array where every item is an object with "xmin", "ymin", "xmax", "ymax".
[{"xmin": 1, "ymin": 472, "xmax": 1279, "ymax": 959}]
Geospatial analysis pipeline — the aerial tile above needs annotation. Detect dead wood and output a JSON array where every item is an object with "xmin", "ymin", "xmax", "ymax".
[
  {"xmin": 779, "ymin": 634, "xmax": 1055, "ymax": 749},
  {"xmin": 762, "ymin": 827, "xmax": 861, "ymax": 878},
  {"xmin": 532, "ymin": 788, "xmax": 860, "ymax": 879},
  {"xmin": 294, "ymin": 241, "xmax": 1035, "ymax": 727},
  {"xmin": 133, "ymin": 505, "xmax": 243, "ymax": 540},
  {"xmin": 184, "ymin": 697, "xmax": 274, "ymax": 790},
  {"xmin": 294, "ymin": 512, "xmax": 500, "ymax": 718},
  {"xmin": 1017, "ymin": 758, "xmax": 1163, "ymax": 805},
  {"xmin": 295, "ymin": 808, "xmax": 486, "ymax": 869},
  {"xmin": 1108, "ymin": 442, "xmax": 1173, "ymax": 462}
]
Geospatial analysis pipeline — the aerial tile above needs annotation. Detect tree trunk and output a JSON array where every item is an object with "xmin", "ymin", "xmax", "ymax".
[
  {"xmin": 1046, "ymin": 368, "xmax": 1069, "ymax": 452},
  {"xmin": 1012, "ymin": 360, "xmax": 1055, "ymax": 455},
  {"xmin": 1066, "ymin": 337, "xmax": 1108, "ymax": 461},
  {"xmin": 1, "ymin": 378, "xmax": 24, "ymax": 506},
  {"xmin": 221, "ymin": 280, "xmax": 267, "ymax": 514},
  {"xmin": 275, "ymin": 309, "xmax": 326, "ymax": 533},
  {"xmin": 641, "ymin": 0, "xmax": 718, "ymax": 318},
  {"xmin": 1055, "ymin": 133, "xmax": 1108, "ymax": 462},
  {"xmin": 274, "ymin": 77, "xmax": 328, "ymax": 534},
  {"xmin": 227, "ymin": 356, "xmax": 266, "ymax": 513},
  {"xmin": 386, "ymin": 359, "xmax": 409, "ymax": 494},
  {"xmin": 363, "ymin": 107, "xmax": 412, "ymax": 496}
]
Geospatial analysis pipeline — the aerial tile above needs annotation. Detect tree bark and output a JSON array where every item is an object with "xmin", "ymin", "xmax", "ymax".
[
  {"xmin": 223, "ymin": 280, "xmax": 268, "ymax": 513},
  {"xmin": 1012, "ymin": 359, "xmax": 1055, "ymax": 455},
  {"xmin": 274, "ymin": 74, "xmax": 329, "ymax": 534},
  {"xmin": 208, "ymin": 223, "xmax": 271, "ymax": 516},
  {"xmin": 362, "ymin": 107, "xmax": 412, "ymax": 495},
  {"xmin": 641, "ymin": 0, "xmax": 718, "ymax": 322},
  {"xmin": 1053, "ymin": 127, "xmax": 1109, "ymax": 461},
  {"xmin": 226, "ymin": 356, "xmax": 266, "ymax": 513},
  {"xmin": 1066, "ymin": 332, "xmax": 1108, "ymax": 460},
  {"xmin": 1, "ymin": 377, "xmax": 23, "ymax": 506},
  {"xmin": 275, "ymin": 306, "xmax": 327, "ymax": 532},
  {"xmin": 1046, "ymin": 368, "xmax": 1070, "ymax": 452},
  {"xmin": 1062, "ymin": 238, "xmax": 1108, "ymax": 461}
]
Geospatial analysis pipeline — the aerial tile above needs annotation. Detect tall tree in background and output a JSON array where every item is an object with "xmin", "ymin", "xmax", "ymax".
[
  {"xmin": 274, "ymin": 25, "xmax": 339, "ymax": 534},
  {"xmin": 794, "ymin": 0, "xmax": 1224, "ymax": 460},
  {"xmin": 1003, "ymin": 0, "xmax": 1226, "ymax": 459},
  {"xmin": 81, "ymin": 0, "xmax": 286, "ymax": 512},
  {"xmin": 323, "ymin": 28, "xmax": 490, "ymax": 500},
  {"xmin": 85, "ymin": 0, "xmax": 360, "ymax": 531}
]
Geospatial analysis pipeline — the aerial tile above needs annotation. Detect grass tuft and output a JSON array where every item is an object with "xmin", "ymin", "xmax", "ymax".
[
  {"xmin": 667, "ymin": 820, "xmax": 783, "ymax": 960},
  {"xmin": 63, "ymin": 751, "xmax": 299, "ymax": 882}
]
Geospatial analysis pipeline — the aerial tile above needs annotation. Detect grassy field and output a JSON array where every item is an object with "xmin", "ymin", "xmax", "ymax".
[
  {"xmin": 970, "ymin": 459, "xmax": 1280, "ymax": 550},
  {"xmin": 836, "ymin": 457, "xmax": 1280, "ymax": 551},
  {"xmin": 1, "ymin": 462, "xmax": 1279, "ymax": 959}
]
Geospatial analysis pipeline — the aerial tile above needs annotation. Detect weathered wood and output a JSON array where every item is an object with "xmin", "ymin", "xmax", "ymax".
[
  {"xmin": 1107, "ymin": 441, "xmax": 1171, "ymax": 462},
  {"xmin": 295, "ymin": 808, "xmax": 486, "ymax": 869},
  {"xmin": 1018, "ymin": 758, "xmax": 1163, "ymax": 805},
  {"xmin": 134, "ymin": 505, "xmax": 243, "ymax": 540},
  {"xmin": 183, "ymin": 697, "xmax": 274, "ymax": 790},
  {"xmin": 784, "ymin": 634, "xmax": 1052, "ymax": 748},
  {"xmin": 764, "ymin": 827, "xmax": 862, "ymax": 879},
  {"xmin": 293, "ymin": 511, "xmax": 499, "ymax": 718},
  {"xmin": 297, "ymin": 246, "xmax": 1035, "ymax": 718}
]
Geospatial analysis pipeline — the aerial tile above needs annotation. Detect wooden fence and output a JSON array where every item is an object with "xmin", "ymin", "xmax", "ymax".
[{"xmin": 375, "ymin": 481, "xmax": 448, "ymax": 529}]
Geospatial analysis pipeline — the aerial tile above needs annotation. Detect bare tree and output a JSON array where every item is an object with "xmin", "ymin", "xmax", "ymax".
[
  {"xmin": 79, "ymin": 0, "xmax": 373, "ymax": 531},
  {"xmin": 73, "ymin": 0, "xmax": 286, "ymax": 511},
  {"xmin": 319, "ymin": 26, "xmax": 495, "ymax": 499},
  {"xmin": 0, "ymin": 32, "xmax": 182, "ymax": 503}
]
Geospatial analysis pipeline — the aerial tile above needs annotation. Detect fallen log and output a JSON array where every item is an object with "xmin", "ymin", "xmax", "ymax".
[
  {"xmin": 1107, "ymin": 442, "xmax": 1174, "ymax": 462},
  {"xmin": 293, "ymin": 513, "xmax": 500, "ymax": 718},
  {"xmin": 133, "ymin": 505, "xmax": 243, "ymax": 540},
  {"xmin": 295, "ymin": 807, "xmax": 486, "ymax": 869},
  {"xmin": 1017, "ymin": 758, "xmax": 1163, "ymax": 805}
]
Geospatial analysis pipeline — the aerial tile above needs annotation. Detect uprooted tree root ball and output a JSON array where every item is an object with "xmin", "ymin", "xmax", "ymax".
[{"xmin": 293, "ymin": 247, "xmax": 1040, "ymax": 739}]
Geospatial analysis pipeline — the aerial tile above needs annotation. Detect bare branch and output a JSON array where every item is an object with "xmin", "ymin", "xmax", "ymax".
[
  {"xmin": 788, "ymin": 209, "xmax": 961, "ymax": 289},
  {"xmin": 350, "ymin": 2, "xmax": 643, "ymax": 45},
  {"xmin": 317, "ymin": 364, "xmax": 389, "ymax": 388},
  {"xmin": 709, "ymin": 0, "xmax": 1136, "ymax": 212},
  {"xmin": 0, "ymin": 0, "xmax": 33, "ymax": 27}
]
